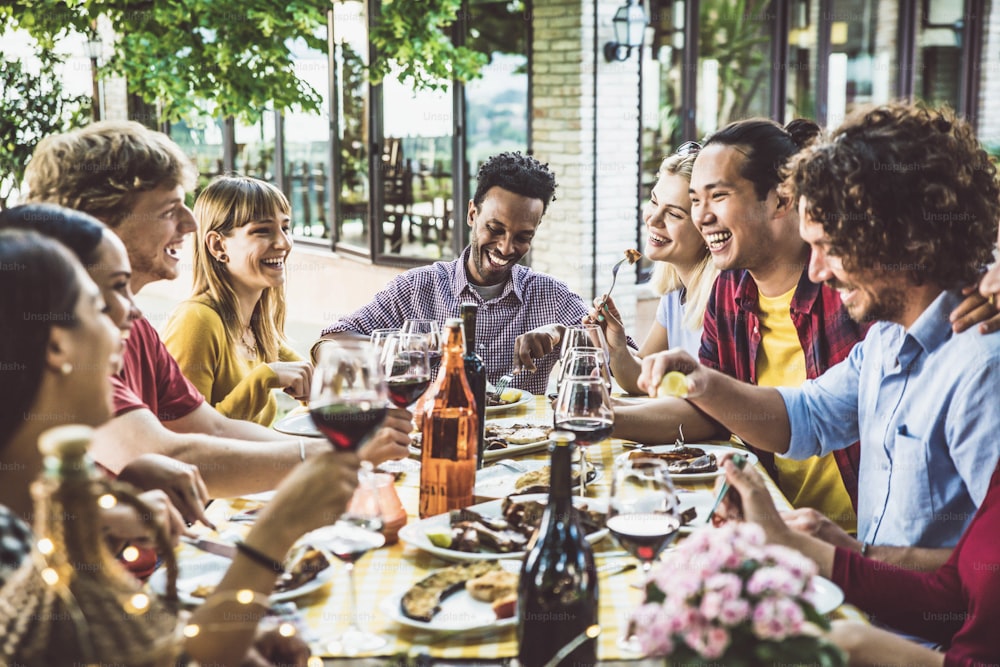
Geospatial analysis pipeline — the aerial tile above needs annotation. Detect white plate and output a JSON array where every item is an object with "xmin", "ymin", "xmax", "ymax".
[
  {"xmin": 379, "ymin": 560, "xmax": 521, "ymax": 635},
  {"xmin": 399, "ymin": 494, "xmax": 608, "ymax": 563},
  {"xmin": 809, "ymin": 576, "xmax": 844, "ymax": 615},
  {"xmin": 486, "ymin": 389, "xmax": 533, "ymax": 414},
  {"xmin": 149, "ymin": 549, "xmax": 335, "ymax": 606},
  {"xmin": 474, "ymin": 460, "xmax": 601, "ymax": 499},
  {"xmin": 273, "ymin": 412, "xmax": 321, "ymax": 437},
  {"xmin": 409, "ymin": 417, "xmax": 553, "ymax": 463},
  {"xmin": 620, "ymin": 444, "xmax": 759, "ymax": 482},
  {"xmin": 676, "ymin": 489, "xmax": 717, "ymax": 533}
]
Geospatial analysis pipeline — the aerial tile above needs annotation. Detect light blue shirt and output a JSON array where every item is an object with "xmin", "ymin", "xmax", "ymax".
[
  {"xmin": 655, "ymin": 290, "xmax": 703, "ymax": 357},
  {"xmin": 778, "ymin": 289, "xmax": 1000, "ymax": 549}
]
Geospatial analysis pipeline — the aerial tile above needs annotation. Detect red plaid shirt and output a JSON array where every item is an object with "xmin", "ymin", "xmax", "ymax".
[{"xmin": 700, "ymin": 267, "xmax": 868, "ymax": 509}]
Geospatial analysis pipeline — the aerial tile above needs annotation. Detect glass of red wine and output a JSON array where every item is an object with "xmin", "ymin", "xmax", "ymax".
[
  {"xmin": 378, "ymin": 332, "xmax": 432, "ymax": 474},
  {"xmin": 553, "ymin": 374, "xmax": 614, "ymax": 497},
  {"xmin": 310, "ymin": 340, "xmax": 389, "ymax": 452},
  {"xmin": 608, "ymin": 456, "xmax": 679, "ymax": 651}
]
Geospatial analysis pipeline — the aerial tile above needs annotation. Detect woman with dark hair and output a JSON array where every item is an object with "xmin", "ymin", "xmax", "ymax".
[{"xmin": 0, "ymin": 225, "xmax": 363, "ymax": 665}]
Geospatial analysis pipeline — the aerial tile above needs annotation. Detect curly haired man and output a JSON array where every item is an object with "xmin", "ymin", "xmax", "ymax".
[{"xmin": 637, "ymin": 101, "xmax": 1000, "ymax": 577}]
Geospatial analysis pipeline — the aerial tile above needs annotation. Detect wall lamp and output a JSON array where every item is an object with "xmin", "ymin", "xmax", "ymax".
[{"xmin": 604, "ymin": 0, "xmax": 649, "ymax": 62}]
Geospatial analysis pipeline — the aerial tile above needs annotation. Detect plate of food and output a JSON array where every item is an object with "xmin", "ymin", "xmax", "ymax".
[
  {"xmin": 474, "ymin": 460, "xmax": 600, "ymax": 499},
  {"xmin": 380, "ymin": 559, "xmax": 520, "ymax": 635},
  {"xmin": 675, "ymin": 488, "xmax": 716, "ymax": 532},
  {"xmin": 486, "ymin": 388, "xmax": 533, "ymax": 414},
  {"xmin": 620, "ymin": 444, "xmax": 758, "ymax": 482},
  {"xmin": 410, "ymin": 418, "xmax": 553, "ymax": 462},
  {"xmin": 149, "ymin": 543, "xmax": 334, "ymax": 606},
  {"xmin": 272, "ymin": 411, "xmax": 321, "ymax": 438},
  {"xmin": 399, "ymin": 493, "xmax": 608, "ymax": 562}
]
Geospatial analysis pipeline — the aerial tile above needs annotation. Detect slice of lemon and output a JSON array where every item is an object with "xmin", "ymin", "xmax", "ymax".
[
  {"xmin": 499, "ymin": 388, "xmax": 521, "ymax": 403},
  {"xmin": 657, "ymin": 371, "xmax": 689, "ymax": 398},
  {"xmin": 425, "ymin": 526, "xmax": 453, "ymax": 549}
]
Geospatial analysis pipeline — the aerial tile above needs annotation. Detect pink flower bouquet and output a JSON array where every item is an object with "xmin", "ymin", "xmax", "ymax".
[{"xmin": 629, "ymin": 523, "xmax": 845, "ymax": 666}]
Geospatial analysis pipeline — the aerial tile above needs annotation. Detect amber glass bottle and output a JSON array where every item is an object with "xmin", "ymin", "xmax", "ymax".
[
  {"xmin": 419, "ymin": 318, "xmax": 478, "ymax": 518},
  {"xmin": 0, "ymin": 425, "xmax": 180, "ymax": 666}
]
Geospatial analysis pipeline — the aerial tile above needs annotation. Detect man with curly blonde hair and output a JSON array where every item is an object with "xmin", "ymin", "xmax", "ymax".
[
  {"xmin": 24, "ymin": 121, "xmax": 411, "ymax": 496},
  {"xmin": 637, "ymin": 102, "xmax": 1000, "ymax": 578}
]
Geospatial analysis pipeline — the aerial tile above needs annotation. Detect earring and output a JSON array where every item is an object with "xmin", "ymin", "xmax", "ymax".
[
  {"xmin": 60, "ymin": 362, "xmax": 73, "ymax": 376},
  {"xmin": 218, "ymin": 253, "xmax": 229, "ymax": 263}
]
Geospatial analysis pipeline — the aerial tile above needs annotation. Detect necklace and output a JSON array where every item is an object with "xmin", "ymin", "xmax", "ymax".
[{"xmin": 240, "ymin": 327, "xmax": 258, "ymax": 358}]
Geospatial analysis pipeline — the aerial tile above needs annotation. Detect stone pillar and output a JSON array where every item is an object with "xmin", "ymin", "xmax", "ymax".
[{"xmin": 530, "ymin": 0, "xmax": 643, "ymax": 333}]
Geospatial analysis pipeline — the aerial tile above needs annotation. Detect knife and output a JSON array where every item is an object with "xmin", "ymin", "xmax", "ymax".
[{"xmin": 181, "ymin": 536, "xmax": 238, "ymax": 559}]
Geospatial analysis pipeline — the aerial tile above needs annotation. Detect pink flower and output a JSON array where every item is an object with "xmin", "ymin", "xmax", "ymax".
[
  {"xmin": 703, "ymin": 626, "xmax": 731, "ymax": 659},
  {"xmin": 751, "ymin": 596, "xmax": 805, "ymax": 640},
  {"xmin": 718, "ymin": 598, "xmax": 751, "ymax": 626},
  {"xmin": 747, "ymin": 566, "xmax": 803, "ymax": 597}
]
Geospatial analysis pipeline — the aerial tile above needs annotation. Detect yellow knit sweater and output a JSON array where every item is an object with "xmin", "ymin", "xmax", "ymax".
[{"xmin": 164, "ymin": 296, "xmax": 301, "ymax": 426}]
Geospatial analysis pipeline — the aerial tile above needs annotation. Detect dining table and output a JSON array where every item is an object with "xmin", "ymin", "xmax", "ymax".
[{"xmin": 166, "ymin": 394, "xmax": 863, "ymax": 666}]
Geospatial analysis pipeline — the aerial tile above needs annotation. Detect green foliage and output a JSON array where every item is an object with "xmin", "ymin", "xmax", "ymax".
[
  {"xmin": 369, "ymin": 0, "xmax": 488, "ymax": 91},
  {"xmin": 2, "ymin": 0, "xmax": 489, "ymax": 126},
  {"xmin": 0, "ymin": 53, "xmax": 91, "ymax": 209},
  {"xmin": 698, "ymin": 0, "xmax": 771, "ymax": 124}
]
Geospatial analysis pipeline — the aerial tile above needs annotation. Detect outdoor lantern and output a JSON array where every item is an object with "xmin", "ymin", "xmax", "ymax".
[
  {"xmin": 604, "ymin": 0, "xmax": 649, "ymax": 62},
  {"xmin": 85, "ymin": 32, "xmax": 102, "ymax": 61}
]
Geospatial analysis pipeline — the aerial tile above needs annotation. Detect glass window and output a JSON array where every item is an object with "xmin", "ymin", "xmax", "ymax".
[
  {"xmin": 914, "ymin": 0, "xmax": 965, "ymax": 110},
  {"xmin": 333, "ymin": 1, "xmax": 370, "ymax": 253},
  {"xmin": 697, "ymin": 0, "xmax": 772, "ymax": 136},
  {"xmin": 787, "ymin": 0, "xmax": 818, "ymax": 121},
  {"xmin": 825, "ymin": 0, "xmax": 898, "ymax": 128}
]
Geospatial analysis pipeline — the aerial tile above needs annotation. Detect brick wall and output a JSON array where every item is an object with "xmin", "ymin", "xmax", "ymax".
[{"xmin": 530, "ymin": 0, "xmax": 643, "ymax": 333}]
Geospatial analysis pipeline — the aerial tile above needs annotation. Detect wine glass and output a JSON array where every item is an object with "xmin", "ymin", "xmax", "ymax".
[
  {"xmin": 557, "ymin": 347, "xmax": 613, "ymax": 394},
  {"xmin": 369, "ymin": 327, "xmax": 401, "ymax": 365},
  {"xmin": 608, "ymin": 456, "xmax": 679, "ymax": 651},
  {"xmin": 553, "ymin": 375, "xmax": 614, "ymax": 497},
  {"xmin": 401, "ymin": 319, "xmax": 442, "ymax": 369},
  {"xmin": 310, "ymin": 340, "xmax": 389, "ymax": 454},
  {"xmin": 560, "ymin": 324, "xmax": 609, "ymax": 367},
  {"xmin": 312, "ymin": 468, "xmax": 388, "ymax": 654},
  {"xmin": 378, "ymin": 333, "xmax": 431, "ymax": 474}
]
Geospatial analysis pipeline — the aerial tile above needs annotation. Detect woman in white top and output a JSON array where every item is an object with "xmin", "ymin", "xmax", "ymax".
[{"xmin": 589, "ymin": 144, "xmax": 718, "ymax": 394}]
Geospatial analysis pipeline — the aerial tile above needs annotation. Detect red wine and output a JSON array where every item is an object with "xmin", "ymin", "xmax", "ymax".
[
  {"xmin": 461, "ymin": 303, "xmax": 487, "ymax": 469},
  {"xmin": 518, "ymin": 435, "xmax": 598, "ymax": 667},
  {"xmin": 555, "ymin": 417, "xmax": 613, "ymax": 444},
  {"xmin": 386, "ymin": 375, "xmax": 431, "ymax": 407},
  {"xmin": 325, "ymin": 525, "xmax": 386, "ymax": 563},
  {"xmin": 310, "ymin": 403, "xmax": 387, "ymax": 451},
  {"xmin": 607, "ymin": 513, "xmax": 680, "ymax": 562}
]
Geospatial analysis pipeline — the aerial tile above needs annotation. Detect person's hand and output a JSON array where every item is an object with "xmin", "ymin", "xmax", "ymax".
[
  {"xmin": 100, "ymin": 489, "xmax": 189, "ymax": 549},
  {"xmin": 359, "ymin": 407, "xmax": 413, "ymax": 465},
  {"xmin": 712, "ymin": 456, "xmax": 791, "ymax": 545},
  {"xmin": 584, "ymin": 296, "xmax": 628, "ymax": 350},
  {"xmin": 117, "ymin": 453, "xmax": 215, "ymax": 529},
  {"xmin": 636, "ymin": 349, "xmax": 704, "ymax": 397},
  {"xmin": 240, "ymin": 622, "xmax": 311, "ymax": 667},
  {"xmin": 950, "ymin": 284, "xmax": 1000, "ymax": 334},
  {"xmin": 267, "ymin": 361, "xmax": 313, "ymax": 401},
  {"xmin": 781, "ymin": 508, "xmax": 861, "ymax": 552},
  {"xmin": 512, "ymin": 325, "xmax": 561, "ymax": 373},
  {"xmin": 255, "ymin": 450, "xmax": 361, "ymax": 544}
]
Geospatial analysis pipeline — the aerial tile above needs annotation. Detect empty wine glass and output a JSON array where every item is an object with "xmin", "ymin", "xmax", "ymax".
[
  {"xmin": 557, "ymin": 347, "xmax": 613, "ymax": 394},
  {"xmin": 401, "ymin": 319, "xmax": 442, "ymax": 369},
  {"xmin": 560, "ymin": 324, "xmax": 610, "ymax": 367},
  {"xmin": 369, "ymin": 327, "xmax": 401, "ymax": 365},
  {"xmin": 553, "ymin": 375, "xmax": 614, "ymax": 497},
  {"xmin": 310, "ymin": 468, "xmax": 388, "ymax": 654},
  {"xmin": 608, "ymin": 456, "xmax": 679, "ymax": 651}
]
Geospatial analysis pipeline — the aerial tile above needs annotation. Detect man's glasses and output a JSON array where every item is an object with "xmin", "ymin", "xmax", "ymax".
[{"xmin": 674, "ymin": 141, "xmax": 702, "ymax": 157}]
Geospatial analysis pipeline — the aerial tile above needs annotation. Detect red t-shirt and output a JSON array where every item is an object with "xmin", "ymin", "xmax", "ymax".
[{"xmin": 112, "ymin": 317, "xmax": 203, "ymax": 421}]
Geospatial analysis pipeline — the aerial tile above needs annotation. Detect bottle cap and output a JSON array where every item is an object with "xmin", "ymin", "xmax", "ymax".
[
  {"xmin": 37, "ymin": 424, "xmax": 92, "ymax": 460},
  {"xmin": 444, "ymin": 317, "xmax": 462, "ymax": 328}
]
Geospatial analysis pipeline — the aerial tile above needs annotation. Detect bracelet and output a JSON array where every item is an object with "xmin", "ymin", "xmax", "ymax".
[
  {"xmin": 860, "ymin": 542, "xmax": 870, "ymax": 557},
  {"xmin": 235, "ymin": 540, "xmax": 285, "ymax": 573},
  {"xmin": 297, "ymin": 437, "xmax": 306, "ymax": 462}
]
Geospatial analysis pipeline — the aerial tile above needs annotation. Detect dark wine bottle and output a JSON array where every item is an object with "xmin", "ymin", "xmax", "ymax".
[
  {"xmin": 517, "ymin": 432, "xmax": 599, "ymax": 667},
  {"xmin": 460, "ymin": 302, "xmax": 487, "ymax": 469},
  {"xmin": 418, "ymin": 319, "xmax": 478, "ymax": 518}
]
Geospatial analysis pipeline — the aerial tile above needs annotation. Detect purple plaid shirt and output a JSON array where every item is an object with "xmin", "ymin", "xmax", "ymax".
[
  {"xmin": 321, "ymin": 246, "xmax": 590, "ymax": 394},
  {"xmin": 700, "ymin": 266, "xmax": 869, "ymax": 509}
]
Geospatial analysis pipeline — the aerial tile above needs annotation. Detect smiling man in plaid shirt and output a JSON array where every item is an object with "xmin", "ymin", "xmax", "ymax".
[{"xmin": 316, "ymin": 152, "xmax": 595, "ymax": 396}]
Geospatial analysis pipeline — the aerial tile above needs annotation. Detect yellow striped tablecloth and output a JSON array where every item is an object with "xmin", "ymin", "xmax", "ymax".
[{"xmin": 184, "ymin": 396, "xmax": 863, "ymax": 662}]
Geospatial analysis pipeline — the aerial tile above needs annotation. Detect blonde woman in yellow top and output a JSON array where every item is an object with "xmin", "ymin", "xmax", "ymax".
[{"xmin": 165, "ymin": 175, "xmax": 310, "ymax": 425}]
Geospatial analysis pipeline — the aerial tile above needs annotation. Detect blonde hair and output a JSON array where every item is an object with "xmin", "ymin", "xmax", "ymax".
[
  {"xmin": 191, "ymin": 175, "xmax": 291, "ymax": 361},
  {"xmin": 25, "ymin": 120, "xmax": 197, "ymax": 227},
  {"xmin": 647, "ymin": 152, "xmax": 718, "ymax": 332}
]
